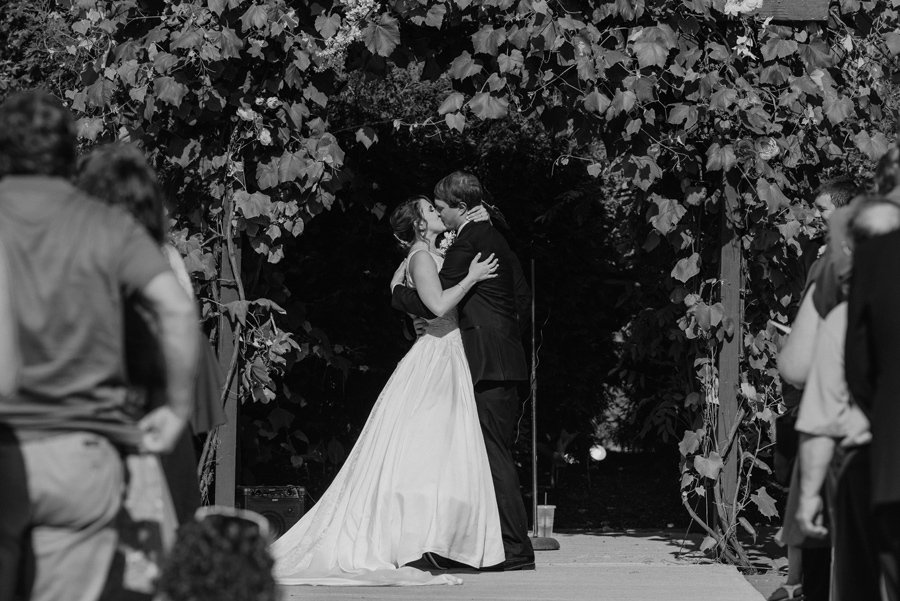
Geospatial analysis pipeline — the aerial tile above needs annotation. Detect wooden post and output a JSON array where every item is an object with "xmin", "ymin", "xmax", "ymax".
[
  {"xmin": 717, "ymin": 187, "xmax": 741, "ymax": 520},
  {"xmin": 215, "ymin": 238, "xmax": 241, "ymax": 507}
]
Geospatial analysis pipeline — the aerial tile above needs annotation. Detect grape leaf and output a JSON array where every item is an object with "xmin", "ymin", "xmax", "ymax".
[
  {"xmin": 425, "ymin": 4, "xmax": 447, "ymax": 27},
  {"xmin": 823, "ymin": 92, "xmax": 854, "ymax": 124},
  {"xmin": 678, "ymin": 428, "xmax": 704, "ymax": 457},
  {"xmin": 709, "ymin": 87, "xmax": 736, "ymax": 111},
  {"xmin": 472, "ymin": 25, "xmax": 507, "ymax": 56},
  {"xmin": 445, "ymin": 112, "xmax": 466, "ymax": 133},
  {"xmin": 633, "ymin": 39, "xmax": 668, "ymax": 68},
  {"xmin": 363, "ymin": 14, "xmax": 400, "ymax": 57},
  {"xmin": 438, "ymin": 92, "xmax": 465, "ymax": 115},
  {"xmin": 671, "ymin": 252, "xmax": 700, "ymax": 283},
  {"xmin": 757, "ymin": 179, "xmax": 790, "ymax": 214},
  {"xmin": 761, "ymin": 38, "xmax": 798, "ymax": 61},
  {"xmin": 855, "ymin": 130, "xmax": 890, "ymax": 160},
  {"xmin": 235, "ymin": 191, "xmax": 273, "ymax": 219},
  {"xmin": 885, "ymin": 31, "xmax": 900, "ymax": 56},
  {"xmin": 448, "ymin": 51, "xmax": 483, "ymax": 80},
  {"xmin": 694, "ymin": 451, "xmax": 723, "ymax": 480},
  {"xmin": 583, "ymin": 90, "xmax": 611, "ymax": 114},
  {"xmin": 86, "ymin": 78, "xmax": 116, "ymax": 108},
  {"xmin": 239, "ymin": 4, "xmax": 268, "ymax": 31},
  {"xmin": 315, "ymin": 14, "xmax": 341, "ymax": 39},
  {"xmin": 355, "ymin": 126, "xmax": 378, "ymax": 149},
  {"xmin": 706, "ymin": 143, "xmax": 736, "ymax": 172},
  {"xmin": 278, "ymin": 151, "xmax": 307, "ymax": 182},
  {"xmin": 750, "ymin": 486, "xmax": 779, "ymax": 518},
  {"xmin": 649, "ymin": 196, "xmax": 686, "ymax": 234},
  {"xmin": 498, "ymin": 49, "xmax": 524, "ymax": 73},
  {"xmin": 77, "ymin": 117, "xmax": 104, "ymax": 141},
  {"xmin": 468, "ymin": 92, "xmax": 508, "ymax": 119},
  {"xmin": 153, "ymin": 76, "xmax": 188, "ymax": 106}
]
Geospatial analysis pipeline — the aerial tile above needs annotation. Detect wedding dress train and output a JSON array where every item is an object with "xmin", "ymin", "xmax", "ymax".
[{"xmin": 269, "ymin": 249, "xmax": 504, "ymax": 585}]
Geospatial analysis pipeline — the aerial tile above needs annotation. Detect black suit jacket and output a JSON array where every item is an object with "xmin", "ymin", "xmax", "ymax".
[
  {"xmin": 846, "ymin": 229, "xmax": 900, "ymax": 506},
  {"xmin": 392, "ymin": 221, "xmax": 531, "ymax": 384}
]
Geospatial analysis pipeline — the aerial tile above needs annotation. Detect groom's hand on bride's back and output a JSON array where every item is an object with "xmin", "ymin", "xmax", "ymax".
[
  {"xmin": 412, "ymin": 317, "xmax": 428, "ymax": 337},
  {"xmin": 390, "ymin": 259, "xmax": 407, "ymax": 293}
]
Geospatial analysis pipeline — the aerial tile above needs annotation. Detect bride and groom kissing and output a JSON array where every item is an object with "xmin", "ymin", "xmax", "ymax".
[{"xmin": 268, "ymin": 171, "xmax": 536, "ymax": 585}]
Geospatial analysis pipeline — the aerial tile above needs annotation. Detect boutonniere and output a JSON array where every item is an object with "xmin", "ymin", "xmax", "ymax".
[{"xmin": 437, "ymin": 230, "xmax": 456, "ymax": 256}]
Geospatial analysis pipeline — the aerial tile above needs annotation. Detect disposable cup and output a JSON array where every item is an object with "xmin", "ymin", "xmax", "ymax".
[{"xmin": 536, "ymin": 504, "xmax": 556, "ymax": 537}]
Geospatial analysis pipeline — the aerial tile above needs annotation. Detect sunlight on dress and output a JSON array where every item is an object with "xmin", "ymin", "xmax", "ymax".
[{"xmin": 269, "ymin": 250, "xmax": 504, "ymax": 586}]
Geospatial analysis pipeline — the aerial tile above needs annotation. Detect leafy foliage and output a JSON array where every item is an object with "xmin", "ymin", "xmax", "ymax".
[{"xmin": 5, "ymin": 0, "xmax": 900, "ymax": 564}]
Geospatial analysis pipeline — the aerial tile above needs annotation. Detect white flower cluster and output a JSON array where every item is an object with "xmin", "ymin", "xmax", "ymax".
[
  {"xmin": 316, "ymin": 0, "xmax": 377, "ymax": 71},
  {"xmin": 437, "ymin": 230, "xmax": 456, "ymax": 256},
  {"xmin": 723, "ymin": 0, "xmax": 763, "ymax": 16},
  {"xmin": 734, "ymin": 34, "xmax": 755, "ymax": 59}
]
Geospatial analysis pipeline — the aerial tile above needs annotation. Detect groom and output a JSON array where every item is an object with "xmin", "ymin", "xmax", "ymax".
[{"xmin": 391, "ymin": 171, "xmax": 536, "ymax": 571}]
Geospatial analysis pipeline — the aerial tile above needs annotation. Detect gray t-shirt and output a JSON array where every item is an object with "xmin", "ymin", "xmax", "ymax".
[{"xmin": 0, "ymin": 175, "xmax": 170, "ymax": 447}]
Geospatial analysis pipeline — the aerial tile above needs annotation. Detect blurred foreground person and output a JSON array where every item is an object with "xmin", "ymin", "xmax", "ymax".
[
  {"xmin": 846, "ymin": 203, "xmax": 900, "ymax": 601},
  {"xmin": 0, "ymin": 90, "xmax": 198, "ymax": 601},
  {"xmin": 771, "ymin": 176, "xmax": 858, "ymax": 601},
  {"xmin": 76, "ymin": 143, "xmax": 225, "ymax": 526},
  {"xmin": 795, "ymin": 197, "xmax": 900, "ymax": 601},
  {"xmin": 156, "ymin": 507, "xmax": 278, "ymax": 601}
]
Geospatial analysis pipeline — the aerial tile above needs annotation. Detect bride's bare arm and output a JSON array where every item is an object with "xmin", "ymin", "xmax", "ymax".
[{"xmin": 408, "ymin": 250, "xmax": 498, "ymax": 317}]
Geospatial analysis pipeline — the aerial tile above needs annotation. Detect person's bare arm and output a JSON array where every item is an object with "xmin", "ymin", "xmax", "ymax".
[
  {"xmin": 408, "ymin": 250, "xmax": 497, "ymax": 317},
  {"xmin": 136, "ymin": 271, "xmax": 200, "ymax": 452},
  {"xmin": 0, "ymin": 245, "xmax": 18, "ymax": 397},
  {"xmin": 795, "ymin": 433, "xmax": 835, "ymax": 538},
  {"xmin": 778, "ymin": 284, "xmax": 822, "ymax": 387}
]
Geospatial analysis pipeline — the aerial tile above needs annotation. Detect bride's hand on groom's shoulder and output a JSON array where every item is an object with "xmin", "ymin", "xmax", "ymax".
[
  {"xmin": 466, "ymin": 206, "xmax": 491, "ymax": 224},
  {"xmin": 390, "ymin": 260, "xmax": 407, "ymax": 292}
]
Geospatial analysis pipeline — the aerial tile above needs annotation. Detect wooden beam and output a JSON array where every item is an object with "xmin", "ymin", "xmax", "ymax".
[
  {"xmin": 717, "ymin": 188, "xmax": 741, "ymax": 520},
  {"xmin": 215, "ymin": 238, "xmax": 241, "ymax": 508},
  {"xmin": 754, "ymin": 0, "xmax": 828, "ymax": 21}
]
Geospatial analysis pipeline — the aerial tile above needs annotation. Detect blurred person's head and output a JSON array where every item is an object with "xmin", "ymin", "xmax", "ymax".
[
  {"xmin": 813, "ymin": 176, "xmax": 859, "ymax": 222},
  {"xmin": 156, "ymin": 506, "xmax": 277, "ymax": 601},
  {"xmin": 0, "ymin": 90, "xmax": 77, "ymax": 179},
  {"xmin": 75, "ymin": 143, "xmax": 167, "ymax": 244},
  {"xmin": 433, "ymin": 171, "xmax": 483, "ymax": 230},
  {"xmin": 848, "ymin": 195, "xmax": 900, "ymax": 244}
]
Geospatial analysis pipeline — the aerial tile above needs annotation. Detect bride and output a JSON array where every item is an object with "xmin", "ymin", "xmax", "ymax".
[{"xmin": 269, "ymin": 196, "xmax": 505, "ymax": 586}]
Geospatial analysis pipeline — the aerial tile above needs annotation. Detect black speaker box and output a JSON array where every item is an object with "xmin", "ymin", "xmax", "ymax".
[{"xmin": 238, "ymin": 486, "xmax": 305, "ymax": 538}]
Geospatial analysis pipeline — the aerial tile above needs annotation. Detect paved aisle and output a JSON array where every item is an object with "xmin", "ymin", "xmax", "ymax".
[{"xmin": 280, "ymin": 531, "xmax": 764, "ymax": 601}]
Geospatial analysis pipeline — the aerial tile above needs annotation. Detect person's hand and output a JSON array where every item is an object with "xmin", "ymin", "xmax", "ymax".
[
  {"xmin": 390, "ymin": 260, "xmax": 407, "ymax": 292},
  {"xmin": 412, "ymin": 316, "xmax": 428, "ymax": 337},
  {"xmin": 467, "ymin": 252, "xmax": 499, "ymax": 282},
  {"xmin": 138, "ymin": 405, "xmax": 188, "ymax": 454},
  {"xmin": 466, "ymin": 205, "xmax": 491, "ymax": 224},
  {"xmin": 796, "ymin": 493, "xmax": 828, "ymax": 538}
]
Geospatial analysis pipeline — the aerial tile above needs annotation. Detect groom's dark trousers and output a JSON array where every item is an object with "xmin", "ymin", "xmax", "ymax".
[{"xmin": 392, "ymin": 220, "xmax": 534, "ymax": 562}]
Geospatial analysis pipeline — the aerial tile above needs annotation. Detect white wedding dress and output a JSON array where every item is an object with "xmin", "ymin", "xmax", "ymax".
[{"xmin": 270, "ymin": 249, "xmax": 504, "ymax": 586}]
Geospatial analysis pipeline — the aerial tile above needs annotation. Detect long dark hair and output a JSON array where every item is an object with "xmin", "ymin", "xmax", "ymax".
[{"xmin": 75, "ymin": 143, "xmax": 167, "ymax": 244}]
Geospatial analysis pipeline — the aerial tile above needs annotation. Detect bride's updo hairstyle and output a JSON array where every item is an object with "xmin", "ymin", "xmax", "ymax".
[{"xmin": 389, "ymin": 196, "xmax": 428, "ymax": 250}]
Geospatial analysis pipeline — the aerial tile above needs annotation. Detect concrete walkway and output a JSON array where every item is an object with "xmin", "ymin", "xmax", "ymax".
[{"xmin": 280, "ymin": 530, "xmax": 765, "ymax": 600}]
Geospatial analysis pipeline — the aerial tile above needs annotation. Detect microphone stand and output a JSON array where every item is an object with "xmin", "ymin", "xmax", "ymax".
[{"xmin": 530, "ymin": 258, "xmax": 559, "ymax": 551}]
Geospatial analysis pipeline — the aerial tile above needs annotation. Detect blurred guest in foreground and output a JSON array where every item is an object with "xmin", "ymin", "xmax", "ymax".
[
  {"xmin": 0, "ymin": 90, "xmax": 198, "ymax": 601},
  {"xmin": 76, "ymin": 142, "xmax": 225, "ymax": 526},
  {"xmin": 795, "ymin": 196, "xmax": 900, "ymax": 601},
  {"xmin": 846, "ymin": 198, "xmax": 900, "ymax": 601}
]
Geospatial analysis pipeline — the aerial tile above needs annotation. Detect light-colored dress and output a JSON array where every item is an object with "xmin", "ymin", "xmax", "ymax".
[{"xmin": 269, "ymin": 249, "xmax": 504, "ymax": 586}]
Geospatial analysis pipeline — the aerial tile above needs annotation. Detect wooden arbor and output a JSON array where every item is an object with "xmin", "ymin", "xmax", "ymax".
[{"xmin": 212, "ymin": 0, "xmax": 832, "ymax": 510}]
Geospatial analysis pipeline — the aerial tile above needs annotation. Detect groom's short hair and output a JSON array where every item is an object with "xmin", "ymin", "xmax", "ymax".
[{"xmin": 434, "ymin": 171, "xmax": 483, "ymax": 209}]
